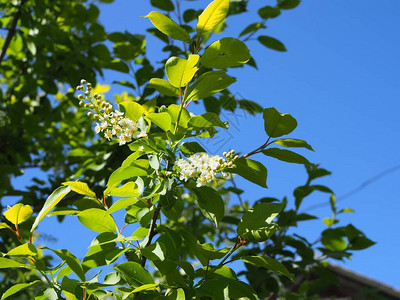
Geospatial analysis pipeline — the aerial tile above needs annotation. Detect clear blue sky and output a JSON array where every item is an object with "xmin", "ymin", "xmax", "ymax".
[{"xmin": 10, "ymin": 0, "xmax": 400, "ymax": 289}]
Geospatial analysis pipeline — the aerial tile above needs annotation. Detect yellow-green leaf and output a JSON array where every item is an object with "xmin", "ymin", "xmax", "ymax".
[
  {"xmin": 3, "ymin": 204, "xmax": 33, "ymax": 225},
  {"xmin": 166, "ymin": 54, "xmax": 200, "ymax": 88},
  {"xmin": 196, "ymin": 0, "xmax": 229, "ymax": 35},
  {"xmin": 78, "ymin": 208, "xmax": 118, "ymax": 233},
  {"xmin": 1, "ymin": 280, "xmax": 43, "ymax": 300},
  {"xmin": 144, "ymin": 11, "xmax": 191, "ymax": 43},
  {"xmin": 119, "ymin": 101, "xmax": 145, "ymax": 122},
  {"xmin": 0, "ymin": 222, "xmax": 11, "ymax": 230},
  {"xmin": 148, "ymin": 78, "xmax": 179, "ymax": 96},
  {"xmin": 7, "ymin": 243, "xmax": 38, "ymax": 257},
  {"xmin": 62, "ymin": 181, "xmax": 96, "ymax": 198},
  {"xmin": 31, "ymin": 185, "xmax": 71, "ymax": 233}
]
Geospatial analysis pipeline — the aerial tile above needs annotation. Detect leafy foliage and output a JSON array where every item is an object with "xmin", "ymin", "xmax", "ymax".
[{"xmin": 0, "ymin": 0, "xmax": 375, "ymax": 299}]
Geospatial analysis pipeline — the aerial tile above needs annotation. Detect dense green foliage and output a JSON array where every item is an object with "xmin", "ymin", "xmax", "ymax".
[{"xmin": 0, "ymin": 0, "xmax": 374, "ymax": 299}]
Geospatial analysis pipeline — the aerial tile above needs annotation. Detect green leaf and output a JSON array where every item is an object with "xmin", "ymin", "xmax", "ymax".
[
  {"xmin": 258, "ymin": 6, "xmax": 281, "ymax": 19},
  {"xmin": 78, "ymin": 208, "xmax": 118, "ymax": 233},
  {"xmin": 141, "ymin": 241, "xmax": 167, "ymax": 261},
  {"xmin": 156, "ymin": 288, "xmax": 185, "ymax": 299},
  {"xmin": 258, "ymin": 35, "xmax": 287, "ymax": 52},
  {"xmin": 263, "ymin": 107, "xmax": 297, "ymax": 138},
  {"xmin": 147, "ymin": 112, "xmax": 173, "ymax": 132},
  {"xmin": 31, "ymin": 185, "xmax": 71, "ymax": 233},
  {"xmin": 106, "ymin": 59, "xmax": 130, "ymax": 73},
  {"xmin": 321, "ymin": 228, "xmax": 347, "ymax": 251},
  {"xmin": 168, "ymin": 104, "xmax": 191, "ymax": 128},
  {"xmin": 3, "ymin": 203, "xmax": 33, "ymax": 225},
  {"xmin": 166, "ymin": 55, "xmax": 200, "ymax": 88},
  {"xmin": 108, "ymin": 182, "xmax": 141, "ymax": 198},
  {"xmin": 0, "ymin": 257, "xmax": 30, "ymax": 269},
  {"xmin": 180, "ymin": 142, "xmax": 206, "ymax": 156},
  {"xmin": 107, "ymin": 198, "xmax": 139, "ymax": 214},
  {"xmin": 148, "ymin": 78, "xmax": 179, "ymax": 96},
  {"xmin": 119, "ymin": 101, "xmax": 145, "ymax": 122},
  {"xmin": 201, "ymin": 37, "xmax": 250, "ymax": 69},
  {"xmin": 0, "ymin": 222, "xmax": 11, "ymax": 230},
  {"xmin": 196, "ymin": 278, "xmax": 257, "ymax": 300},
  {"xmin": 132, "ymin": 283, "xmax": 159, "ymax": 293},
  {"xmin": 242, "ymin": 256, "xmax": 294, "ymax": 281},
  {"xmin": 144, "ymin": 11, "xmax": 191, "ymax": 43},
  {"xmin": 262, "ymin": 148, "xmax": 310, "ymax": 165},
  {"xmin": 273, "ymin": 138, "xmax": 314, "ymax": 151},
  {"xmin": 7, "ymin": 243, "xmax": 37, "ymax": 257},
  {"xmin": 237, "ymin": 203, "xmax": 283, "ymax": 241},
  {"xmin": 196, "ymin": 242, "xmax": 230, "ymax": 260},
  {"xmin": 44, "ymin": 248, "xmax": 85, "ymax": 282},
  {"xmin": 115, "ymin": 261, "xmax": 154, "ymax": 288},
  {"xmin": 150, "ymin": 0, "xmax": 174, "ymax": 11},
  {"xmin": 1, "ymin": 280, "xmax": 43, "ymax": 300},
  {"xmin": 62, "ymin": 181, "xmax": 96, "ymax": 198},
  {"xmin": 278, "ymin": 0, "xmax": 301, "ymax": 10},
  {"xmin": 193, "ymin": 186, "xmax": 225, "ymax": 227},
  {"xmin": 188, "ymin": 112, "xmax": 228, "ymax": 129},
  {"xmin": 228, "ymin": 158, "xmax": 268, "ymax": 188},
  {"xmin": 186, "ymin": 71, "xmax": 236, "ymax": 101},
  {"xmin": 239, "ymin": 22, "xmax": 267, "ymax": 37},
  {"xmin": 196, "ymin": 0, "xmax": 230, "ymax": 35}
]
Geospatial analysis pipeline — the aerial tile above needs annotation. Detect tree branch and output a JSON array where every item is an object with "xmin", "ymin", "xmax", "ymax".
[{"xmin": 0, "ymin": 0, "xmax": 27, "ymax": 64}]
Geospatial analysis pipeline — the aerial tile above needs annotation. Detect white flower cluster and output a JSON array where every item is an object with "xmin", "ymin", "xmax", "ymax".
[
  {"xmin": 175, "ymin": 150, "xmax": 238, "ymax": 187},
  {"xmin": 0, "ymin": 110, "xmax": 10, "ymax": 127},
  {"xmin": 76, "ymin": 79, "xmax": 147, "ymax": 146}
]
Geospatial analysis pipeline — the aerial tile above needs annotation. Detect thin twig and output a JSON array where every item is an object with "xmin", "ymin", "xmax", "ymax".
[{"xmin": 0, "ymin": 0, "xmax": 27, "ymax": 64}]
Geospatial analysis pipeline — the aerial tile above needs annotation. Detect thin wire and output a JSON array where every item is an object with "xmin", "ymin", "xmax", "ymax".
[{"xmin": 305, "ymin": 163, "xmax": 400, "ymax": 212}]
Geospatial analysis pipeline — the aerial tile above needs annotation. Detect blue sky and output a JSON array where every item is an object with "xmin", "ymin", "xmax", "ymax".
[{"xmin": 8, "ymin": 0, "xmax": 400, "ymax": 290}]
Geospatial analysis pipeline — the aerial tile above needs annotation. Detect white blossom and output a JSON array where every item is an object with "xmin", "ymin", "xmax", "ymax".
[{"xmin": 175, "ymin": 151, "xmax": 237, "ymax": 187}]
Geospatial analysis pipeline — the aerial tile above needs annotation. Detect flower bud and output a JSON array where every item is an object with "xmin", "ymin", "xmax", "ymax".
[
  {"xmin": 84, "ymin": 91, "xmax": 90, "ymax": 96},
  {"xmin": 80, "ymin": 79, "xmax": 87, "ymax": 85},
  {"xmin": 78, "ymin": 94, "xmax": 84, "ymax": 100},
  {"xmin": 93, "ymin": 93, "xmax": 99, "ymax": 99},
  {"xmin": 87, "ymin": 82, "xmax": 92, "ymax": 90},
  {"xmin": 94, "ymin": 114, "xmax": 100, "ymax": 120},
  {"xmin": 87, "ymin": 111, "xmax": 94, "ymax": 117},
  {"xmin": 78, "ymin": 100, "xmax": 84, "ymax": 106},
  {"xmin": 84, "ymin": 103, "xmax": 90, "ymax": 108}
]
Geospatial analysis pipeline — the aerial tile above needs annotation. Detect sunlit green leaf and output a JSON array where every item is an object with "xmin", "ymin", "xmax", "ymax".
[
  {"xmin": 145, "ymin": 11, "xmax": 191, "ymax": 43},
  {"xmin": 7, "ymin": 243, "xmax": 37, "ymax": 257},
  {"xmin": 78, "ymin": 208, "xmax": 118, "ymax": 233},
  {"xmin": 148, "ymin": 78, "xmax": 179, "ymax": 96},
  {"xmin": 186, "ymin": 71, "xmax": 236, "ymax": 101},
  {"xmin": 147, "ymin": 112, "xmax": 173, "ymax": 132},
  {"xmin": 166, "ymin": 55, "xmax": 200, "ymax": 88},
  {"xmin": 196, "ymin": 0, "xmax": 230, "ymax": 35},
  {"xmin": 0, "ymin": 257, "xmax": 30, "ymax": 269},
  {"xmin": 273, "ymin": 138, "xmax": 314, "ymax": 151},
  {"xmin": 1, "ymin": 280, "xmax": 43, "ymax": 300},
  {"xmin": 31, "ymin": 185, "xmax": 71, "ymax": 233},
  {"xmin": 188, "ymin": 112, "xmax": 228, "ymax": 129},
  {"xmin": 201, "ymin": 37, "xmax": 250, "ymax": 69},
  {"xmin": 3, "ymin": 203, "xmax": 33, "ymax": 225},
  {"xmin": 62, "ymin": 181, "xmax": 96, "ymax": 198}
]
